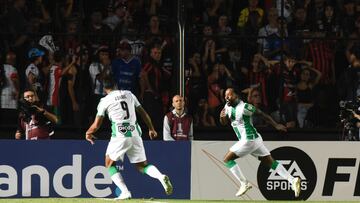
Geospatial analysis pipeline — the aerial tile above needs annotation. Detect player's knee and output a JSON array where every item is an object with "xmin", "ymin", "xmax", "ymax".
[
  {"xmin": 105, "ymin": 156, "xmax": 114, "ymax": 168},
  {"xmin": 135, "ymin": 162, "xmax": 148, "ymax": 173},
  {"xmin": 136, "ymin": 165, "xmax": 145, "ymax": 172}
]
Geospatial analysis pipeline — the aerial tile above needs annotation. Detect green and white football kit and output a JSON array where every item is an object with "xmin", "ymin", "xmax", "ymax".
[
  {"xmin": 97, "ymin": 90, "xmax": 146, "ymax": 163},
  {"xmin": 224, "ymin": 101, "xmax": 270, "ymax": 157}
]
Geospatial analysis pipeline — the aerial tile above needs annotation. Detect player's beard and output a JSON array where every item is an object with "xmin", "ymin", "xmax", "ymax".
[{"xmin": 227, "ymin": 98, "xmax": 239, "ymax": 107}]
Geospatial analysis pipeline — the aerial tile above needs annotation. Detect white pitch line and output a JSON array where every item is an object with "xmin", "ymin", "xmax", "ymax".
[{"xmin": 97, "ymin": 198, "xmax": 115, "ymax": 201}]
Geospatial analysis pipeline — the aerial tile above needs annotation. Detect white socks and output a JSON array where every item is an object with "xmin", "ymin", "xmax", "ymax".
[
  {"xmin": 272, "ymin": 160, "xmax": 294, "ymax": 183},
  {"xmin": 143, "ymin": 164, "xmax": 163, "ymax": 180},
  {"xmin": 111, "ymin": 172, "xmax": 130, "ymax": 193},
  {"xmin": 225, "ymin": 160, "xmax": 247, "ymax": 184},
  {"xmin": 108, "ymin": 166, "xmax": 130, "ymax": 194}
]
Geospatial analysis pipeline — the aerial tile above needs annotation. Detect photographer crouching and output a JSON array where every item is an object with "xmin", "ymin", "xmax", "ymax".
[
  {"xmin": 338, "ymin": 44, "xmax": 360, "ymax": 140},
  {"xmin": 15, "ymin": 89, "xmax": 58, "ymax": 140},
  {"xmin": 339, "ymin": 99, "xmax": 360, "ymax": 141}
]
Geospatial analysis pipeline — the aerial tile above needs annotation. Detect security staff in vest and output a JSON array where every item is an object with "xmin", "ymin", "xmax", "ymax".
[{"xmin": 163, "ymin": 95, "xmax": 193, "ymax": 141}]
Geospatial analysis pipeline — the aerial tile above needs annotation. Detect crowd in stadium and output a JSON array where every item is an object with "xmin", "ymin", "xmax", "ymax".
[{"xmin": 1, "ymin": 0, "xmax": 360, "ymax": 137}]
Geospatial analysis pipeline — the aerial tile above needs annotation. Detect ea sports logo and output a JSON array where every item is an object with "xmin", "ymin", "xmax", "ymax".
[{"xmin": 257, "ymin": 146, "xmax": 317, "ymax": 200}]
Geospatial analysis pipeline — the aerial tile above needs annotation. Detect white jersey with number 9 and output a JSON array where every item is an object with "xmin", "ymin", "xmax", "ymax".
[{"xmin": 97, "ymin": 90, "xmax": 142, "ymax": 138}]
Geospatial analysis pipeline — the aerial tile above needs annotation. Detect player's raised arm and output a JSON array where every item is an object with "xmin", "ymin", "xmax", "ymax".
[
  {"xmin": 255, "ymin": 108, "xmax": 287, "ymax": 132},
  {"xmin": 136, "ymin": 106, "xmax": 158, "ymax": 139},
  {"xmin": 219, "ymin": 108, "xmax": 229, "ymax": 125}
]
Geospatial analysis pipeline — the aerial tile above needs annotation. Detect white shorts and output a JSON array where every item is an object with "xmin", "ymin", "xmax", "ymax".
[
  {"xmin": 229, "ymin": 137, "xmax": 270, "ymax": 158},
  {"xmin": 105, "ymin": 136, "xmax": 147, "ymax": 163}
]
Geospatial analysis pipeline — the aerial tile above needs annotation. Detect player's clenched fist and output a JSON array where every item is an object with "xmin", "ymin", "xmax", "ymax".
[
  {"xmin": 149, "ymin": 130, "xmax": 158, "ymax": 140},
  {"xmin": 220, "ymin": 108, "xmax": 226, "ymax": 118}
]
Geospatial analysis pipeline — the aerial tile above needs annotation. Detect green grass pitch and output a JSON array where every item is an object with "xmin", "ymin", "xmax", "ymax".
[{"xmin": 0, "ymin": 199, "xmax": 354, "ymax": 203}]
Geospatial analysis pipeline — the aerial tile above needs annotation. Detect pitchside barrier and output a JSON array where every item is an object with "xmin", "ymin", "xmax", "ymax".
[
  {"xmin": 0, "ymin": 140, "xmax": 359, "ymax": 201},
  {"xmin": 0, "ymin": 140, "xmax": 190, "ymax": 199},
  {"xmin": 191, "ymin": 141, "xmax": 360, "ymax": 201}
]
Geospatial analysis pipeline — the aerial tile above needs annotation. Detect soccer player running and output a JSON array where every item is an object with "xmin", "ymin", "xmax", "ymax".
[
  {"xmin": 85, "ymin": 77, "xmax": 173, "ymax": 200},
  {"xmin": 220, "ymin": 88, "xmax": 301, "ymax": 198}
]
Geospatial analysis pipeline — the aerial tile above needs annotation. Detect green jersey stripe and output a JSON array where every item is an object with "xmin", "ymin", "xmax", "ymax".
[
  {"xmin": 111, "ymin": 122, "xmax": 116, "ymax": 137},
  {"xmin": 135, "ymin": 121, "xmax": 142, "ymax": 136},
  {"xmin": 233, "ymin": 126, "xmax": 241, "ymax": 139},
  {"xmin": 243, "ymin": 115, "xmax": 258, "ymax": 140},
  {"xmin": 231, "ymin": 107, "xmax": 236, "ymax": 121}
]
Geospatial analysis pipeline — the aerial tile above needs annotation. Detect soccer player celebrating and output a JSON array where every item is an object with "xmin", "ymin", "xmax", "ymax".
[
  {"xmin": 219, "ymin": 88, "xmax": 301, "ymax": 197},
  {"xmin": 85, "ymin": 77, "xmax": 173, "ymax": 200}
]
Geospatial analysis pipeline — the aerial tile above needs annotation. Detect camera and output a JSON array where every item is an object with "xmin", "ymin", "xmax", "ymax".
[
  {"xmin": 19, "ymin": 99, "xmax": 38, "ymax": 117},
  {"xmin": 339, "ymin": 100, "xmax": 360, "ymax": 141}
]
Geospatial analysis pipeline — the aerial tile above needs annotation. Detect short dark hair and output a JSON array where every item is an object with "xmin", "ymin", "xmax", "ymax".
[
  {"xmin": 23, "ymin": 88, "xmax": 35, "ymax": 94},
  {"xmin": 102, "ymin": 77, "xmax": 116, "ymax": 89}
]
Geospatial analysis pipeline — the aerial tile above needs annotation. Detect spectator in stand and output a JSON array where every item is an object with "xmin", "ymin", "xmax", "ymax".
[
  {"xmin": 140, "ymin": 46, "xmax": 169, "ymax": 135},
  {"xmin": 112, "ymin": 3, "xmax": 136, "ymax": 35},
  {"xmin": 216, "ymin": 15, "xmax": 233, "ymax": 49},
  {"xmin": 25, "ymin": 48, "xmax": 46, "ymax": 103},
  {"xmin": 112, "ymin": 40, "xmax": 141, "ymax": 95},
  {"xmin": 322, "ymin": 3, "xmax": 341, "ymax": 37},
  {"xmin": 4, "ymin": 0, "xmax": 28, "ymax": 49},
  {"xmin": 144, "ymin": 15, "xmax": 162, "ymax": 47},
  {"xmin": 240, "ymin": 8, "xmax": 262, "ymax": 60},
  {"xmin": 241, "ymin": 53, "xmax": 277, "ymax": 110},
  {"xmin": 161, "ymin": 57, "xmax": 174, "ymax": 112},
  {"xmin": 275, "ymin": 55, "xmax": 299, "ymax": 128},
  {"xmin": 340, "ymin": 0, "xmax": 356, "ymax": 37},
  {"xmin": 207, "ymin": 63, "xmax": 234, "ymax": 120},
  {"xmin": 59, "ymin": 53, "xmax": 80, "ymax": 126},
  {"xmin": 163, "ymin": 95, "xmax": 193, "ymax": 141},
  {"xmin": 257, "ymin": 8, "xmax": 279, "ymax": 57},
  {"xmin": 89, "ymin": 45, "xmax": 112, "ymax": 121},
  {"xmin": 0, "ymin": 51, "xmax": 19, "ymax": 125},
  {"xmin": 47, "ymin": 0, "xmax": 74, "ymax": 32},
  {"xmin": 46, "ymin": 51, "xmax": 72, "ymax": 121},
  {"xmin": 237, "ymin": 0, "xmax": 264, "ymax": 31},
  {"xmin": 194, "ymin": 98, "xmax": 216, "ymax": 127},
  {"xmin": 144, "ymin": 15, "xmax": 175, "ymax": 60},
  {"xmin": 307, "ymin": 0, "xmax": 326, "ymax": 30},
  {"xmin": 103, "ymin": 2, "xmax": 130, "ymax": 31},
  {"xmin": 296, "ymin": 64, "xmax": 322, "ymax": 128},
  {"xmin": 120, "ymin": 34, "xmax": 146, "ymax": 61},
  {"xmin": 73, "ymin": 45, "xmax": 92, "ymax": 127},
  {"xmin": 145, "ymin": 0, "xmax": 173, "ymax": 27},
  {"xmin": 246, "ymin": 87, "xmax": 268, "ymax": 127},
  {"xmin": 200, "ymin": 25, "xmax": 227, "ymax": 73},
  {"xmin": 200, "ymin": 25, "xmax": 216, "ymax": 72},
  {"xmin": 203, "ymin": 0, "xmax": 228, "ymax": 25},
  {"xmin": 274, "ymin": 0, "xmax": 295, "ymax": 22},
  {"xmin": 346, "ymin": 15, "xmax": 360, "ymax": 62},
  {"xmin": 63, "ymin": 20, "xmax": 80, "ymax": 56},
  {"xmin": 287, "ymin": 6, "xmax": 311, "ymax": 59},
  {"xmin": 86, "ymin": 10, "xmax": 112, "ymax": 51},
  {"xmin": 242, "ymin": 8, "xmax": 262, "ymax": 36},
  {"xmin": 338, "ymin": 44, "xmax": 360, "ymax": 102},
  {"xmin": 15, "ymin": 88, "xmax": 58, "ymax": 140},
  {"xmin": 305, "ymin": 32, "xmax": 335, "ymax": 85},
  {"xmin": 187, "ymin": 51, "xmax": 208, "ymax": 115}
]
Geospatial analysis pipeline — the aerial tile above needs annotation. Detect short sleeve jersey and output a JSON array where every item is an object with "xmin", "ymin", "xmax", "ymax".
[
  {"xmin": 97, "ymin": 90, "xmax": 142, "ymax": 137},
  {"xmin": 224, "ymin": 100, "xmax": 260, "ymax": 141}
]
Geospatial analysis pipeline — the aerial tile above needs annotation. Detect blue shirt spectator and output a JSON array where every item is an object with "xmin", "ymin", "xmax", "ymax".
[{"xmin": 112, "ymin": 41, "xmax": 142, "ymax": 94}]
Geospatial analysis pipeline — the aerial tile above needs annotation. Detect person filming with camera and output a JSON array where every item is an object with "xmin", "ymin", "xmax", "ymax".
[
  {"xmin": 15, "ymin": 88, "xmax": 58, "ymax": 140},
  {"xmin": 338, "ymin": 44, "xmax": 360, "ymax": 140}
]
